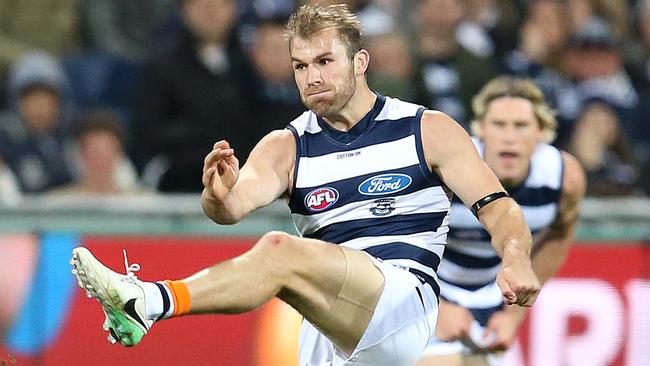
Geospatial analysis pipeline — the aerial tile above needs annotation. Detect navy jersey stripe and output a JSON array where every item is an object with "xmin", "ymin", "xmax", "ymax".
[
  {"xmin": 510, "ymin": 186, "xmax": 562, "ymax": 206},
  {"xmin": 469, "ymin": 303, "xmax": 504, "ymax": 326},
  {"xmin": 289, "ymin": 164, "xmax": 442, "ymax": 214},
  {"xmin": 315, "ymin": 94, "xmax": 387, "ymax": 145},
  {"xmin": 443, "ymin": 247, "xmax": 501, "ymax": 269},
  {"xmin": 304, "ymin": 211, "xmax": 447, "ymax": 244},
  {"xmin": 413, "ymin": 107, "xmax": 444, "ymax": 186},
  {"xmin": 362, "ymin": 242, "xmax": 442, "ymax": 272},
  {"xmin": 409, "ymin": 268, "xmax": 441, "ymax": 299},
  {"xmin": 438, "ymin": 275, "xmax": 493, "ymax": 291},
  {"xmin": 287, "ymin": 124, "xmax": 302, "ymax": 211}
]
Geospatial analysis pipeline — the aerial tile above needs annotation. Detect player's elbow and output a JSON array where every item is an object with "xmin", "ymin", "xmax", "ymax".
[{"xmin": 201, "ymin": 197, "xmax": 242, "ymax": 225}]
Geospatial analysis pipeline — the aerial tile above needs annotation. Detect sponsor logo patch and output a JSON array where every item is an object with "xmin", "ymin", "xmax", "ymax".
[
  {"xmin": 358, "ymin": 174, "xmax": 412, "ymax": 196},
  {"xmin": 304, "ymin": 187, "xmax": 339, "ymax": 211},
  {"xmin": 370, "ymin": 198, "xmax": 396, "ymax": 216}
]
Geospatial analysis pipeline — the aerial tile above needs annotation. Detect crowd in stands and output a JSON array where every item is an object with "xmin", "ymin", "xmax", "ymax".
[{"xmin": 0, "ymin": 0, "xmax": 648, "ymax": 203}]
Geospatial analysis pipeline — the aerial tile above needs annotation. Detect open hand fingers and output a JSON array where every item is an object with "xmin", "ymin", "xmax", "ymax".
[
  {"xmin": 203, "ymin": 147, "xmax": 235, "ymax": 172},
  {"xmin": 202, "ymin": 165, "xmax": 217, "ymax": 188},
  {"xmin": 213, "ymin": 140, "xmax": 230, "ymax": 149}
]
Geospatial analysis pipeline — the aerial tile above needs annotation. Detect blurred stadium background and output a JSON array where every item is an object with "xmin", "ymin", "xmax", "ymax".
[{"xmin": 1, "ymin": 0, "xmax": 649, "ymax": 365}]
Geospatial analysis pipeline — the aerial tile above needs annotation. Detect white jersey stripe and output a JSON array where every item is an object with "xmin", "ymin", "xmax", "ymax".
[
  {"xmin": 437, "ymin": 260, "xmax": 501, "ymax": 285},
  {"xmin": 439, "ymin": 281, "xmax": 503, "ymax": 308},
  {"xmin": 295, "ymin": 135, "xmax": 419, "ymax": 188}
]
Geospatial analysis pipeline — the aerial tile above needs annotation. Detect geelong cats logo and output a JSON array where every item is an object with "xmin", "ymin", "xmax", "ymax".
[{"xmin": 370, "ymin": 198, "xmax": 396, "ymax": 216}]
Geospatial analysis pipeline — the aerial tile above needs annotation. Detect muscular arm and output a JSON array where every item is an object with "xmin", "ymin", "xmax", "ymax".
[
  {"xmin": 421, "ymin": 111, "xmax": 539, "ymax": 305},
  {"xmin": 201, "ymin": 129, "xmax": 295, "ymax": 224},
  {"xmin": 501, "ymin": 152, "xmax": 585, "ymax": 315},
  {"xmin": 485, "ymin": 152, "xmax": 586, "ymax": 350}
]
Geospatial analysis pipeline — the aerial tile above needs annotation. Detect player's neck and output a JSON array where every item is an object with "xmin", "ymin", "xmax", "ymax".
[{"xmin": 322, "ymin": 86, "xmax": 376, "ymax": 132}]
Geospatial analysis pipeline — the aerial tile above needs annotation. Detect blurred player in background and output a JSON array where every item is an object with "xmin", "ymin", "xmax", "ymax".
[
  {"xmin": 71, "ymin": 5, "xmax": 540, "ymax": 365},
  {"xmin": 417, "ymin": 76, "xmax": 586, "ymax": 366}
]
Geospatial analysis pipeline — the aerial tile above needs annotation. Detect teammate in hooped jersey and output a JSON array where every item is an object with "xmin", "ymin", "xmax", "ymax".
[
  {"xmin": 71, "ymin": 6, "xmax": 540, "ymax": 366},
  {"xmin": 417, "ymin": 77, "xmax": 586, "ymax": 366}
]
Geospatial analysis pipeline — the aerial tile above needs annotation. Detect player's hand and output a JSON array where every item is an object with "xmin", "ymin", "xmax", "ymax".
[
  {"xmin": 496, "ymin": 253, "xmax": 540, "ymax": 306},
  {"xmin": 484, "ymin": 308, "xmax": 523, "ymax": 352},
  {"xmin": 434, "ymin": 300, "xmax": 474, "ymax": 341},
  {"xmin": 202, "ymin": 140, "xmax": 240, "ymax": 201}
]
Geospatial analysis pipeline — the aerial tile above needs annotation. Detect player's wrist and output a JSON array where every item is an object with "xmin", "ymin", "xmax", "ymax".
[{"xmin": 501, "ymin": 242, "xmax": 531, "ymax": 267}]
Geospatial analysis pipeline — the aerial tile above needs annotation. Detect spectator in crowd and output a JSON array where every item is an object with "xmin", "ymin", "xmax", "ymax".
[
  {"xmin": 0, "ymin": 51, "xmax": 75, "ymax": 193},
  {"xmin": 132, "ymin": 0, "xmax": 260, "ymax": 193},
  {"xmin": 49, "ymin": 109, "xmax": 141, "ymax": 196},
  {"xmin": 365, "ymin": 31, "xmax": 417, "ymax": 101},
  {"xmin": 459, "ymin": 0, "xmax": 523, "ymax": 60},
  {"xmin": 248, "ymin": 17, "xmax": 304, "ymax": 130},
  {"xmin": 503, "ymin": 0, "xmax": 580, "ymax": 147},
  {"xmin": 566, "ymin": 0, "xmax": 631, "ymax": 39},
  {"xmin": 505, "ymin": 0, "xmax": 570, "ymax": 74},
  {"xmin": 569, "ymin": 101, "xmax": 643, "ymax": 196},
  {"xmin": 0, "ymin": 0, "xmax": 80, "ymax": 106},
  {"xmin": 411, "ymin": 0, "xmax": 497, "ymax": 127},
  {"xmin": 80, "ymin": 0, "xmax": 176, "ymax": 63},
  {"xmin": 563, "ymin": 17, "xmax": 639, "ymax": 134}
]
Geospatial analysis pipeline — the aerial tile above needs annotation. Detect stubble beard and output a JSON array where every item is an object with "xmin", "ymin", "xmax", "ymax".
[{"xmin": 303, "ymin": 71, "xmax": 356, "ymax": 118}]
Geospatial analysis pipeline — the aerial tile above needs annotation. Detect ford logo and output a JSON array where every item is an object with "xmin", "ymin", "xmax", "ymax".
[
  {"xmin": 305, "ymin": 187, "xmax": 339, "ymax": 211},
  {"xmin": 358, "ymin": 174, "xmax": 412, "ymax": 196}
]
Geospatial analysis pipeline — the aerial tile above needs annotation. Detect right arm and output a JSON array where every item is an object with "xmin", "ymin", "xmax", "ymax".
[
  {"xmin": 421, "ymin": 111, "xmax": 539, "ymax": 306},
  {"xmin": 201, "ymin": 129, "xmax": 295, "ymax": 224}
]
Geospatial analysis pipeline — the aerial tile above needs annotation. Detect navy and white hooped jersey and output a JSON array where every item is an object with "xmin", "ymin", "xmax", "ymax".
[
  {"xmin": 436, "ymin": 137, "xmax": 564, "ymax": 291},
  {"xmin": 287, "ymin": 95, "xmax": 452, "ymax": 296}
]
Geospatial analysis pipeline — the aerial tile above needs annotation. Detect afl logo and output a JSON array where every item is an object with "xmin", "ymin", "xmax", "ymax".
[
  {"xmin": 305, "ymin": 187, "xmax": 339, "ymax": 211},
  {"xmin": 358, "ymin": 174, "xmax": 412, "ymax": 196}
]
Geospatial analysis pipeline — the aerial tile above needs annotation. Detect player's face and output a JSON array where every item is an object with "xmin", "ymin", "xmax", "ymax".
[
  {"xmin": 479, "ymin": 97, "xmax": 544, "ymax": 187},
  {"xmin": 290, "ymin": 28, "xmax": 356, "ymax": 117}
]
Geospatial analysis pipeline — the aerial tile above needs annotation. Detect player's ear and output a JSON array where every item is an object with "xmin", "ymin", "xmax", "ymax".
[{"xmin": 354, "ymin": 49, "xmax": 370, "ymax": 75}]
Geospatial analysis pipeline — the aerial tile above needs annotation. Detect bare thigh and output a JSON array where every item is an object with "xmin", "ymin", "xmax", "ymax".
[{"xmin": 255, "ymin": 232, "xmax": 384, "ymax": 355}]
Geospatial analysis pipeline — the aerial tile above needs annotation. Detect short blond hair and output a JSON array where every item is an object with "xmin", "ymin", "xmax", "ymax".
[
  {"xmin": 470, "ymin": 76, "xmax": 557, "ymax": 143},
  {"xmin": 285, "ymin": 4, "xmax": 362, "ymax": 58}
]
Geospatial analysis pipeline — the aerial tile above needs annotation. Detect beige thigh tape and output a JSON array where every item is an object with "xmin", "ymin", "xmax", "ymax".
[{"xmin": 318, "ymin": 248, "xmax": 385, "ymax": 354}]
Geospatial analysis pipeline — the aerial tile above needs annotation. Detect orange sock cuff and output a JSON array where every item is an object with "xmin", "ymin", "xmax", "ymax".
[{"xmin": 164, "ymin": 280, "xmax": 191, "ymax": 317}]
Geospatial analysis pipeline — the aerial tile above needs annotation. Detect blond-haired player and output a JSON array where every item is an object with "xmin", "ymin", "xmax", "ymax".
[{"xmin": 418, "ymin": 76, "xmax": 586, "ymax": 366}]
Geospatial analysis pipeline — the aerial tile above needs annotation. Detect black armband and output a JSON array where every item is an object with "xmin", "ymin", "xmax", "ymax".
[{"xmin": 471, "ymin": 191, "xmax": 511, "ymax": 217}]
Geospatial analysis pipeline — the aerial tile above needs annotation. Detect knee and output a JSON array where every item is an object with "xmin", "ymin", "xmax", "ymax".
[
  {"xmin": 248, "ymin": 231, "xmax": 299, "ymax": 277},
  {"xmin": 251, "ymin": 231, "xmax": 295, "ymax": 258}
]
